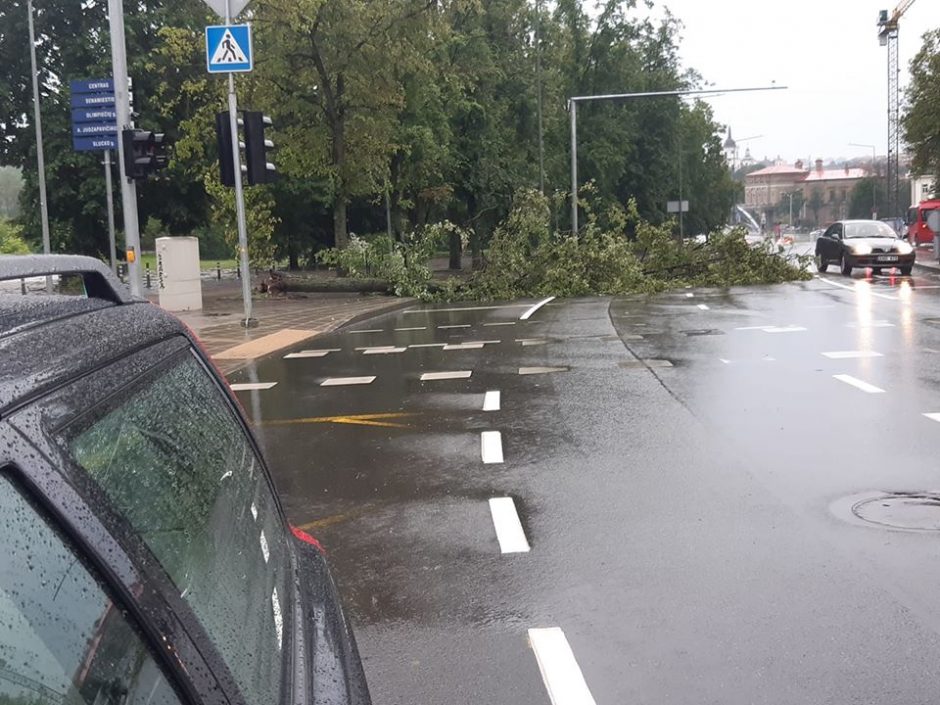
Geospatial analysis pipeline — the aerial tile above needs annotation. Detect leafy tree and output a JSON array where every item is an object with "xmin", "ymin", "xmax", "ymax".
[
  {"xmin": 847, "ymin": 177, "xmax": 884, "ymax": 219},
  {"xmin": 0, "ymin": 218, "xmax": 30, "ymax": 253},
  {"xmin": 903, "ymin": 28, "xmax": 940, "ymax": 186}
]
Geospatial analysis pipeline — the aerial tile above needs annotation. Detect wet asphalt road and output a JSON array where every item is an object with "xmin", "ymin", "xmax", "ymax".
[{"xmin": 232, "ymin": 265, "xmax": 940, "ymax": 705}]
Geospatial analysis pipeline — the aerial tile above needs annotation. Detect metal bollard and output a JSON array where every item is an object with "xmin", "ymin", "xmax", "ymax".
[
  {"xmin": 145, "ymin": 263, "xmax": 152, "ymax": 289},
  {"xmin": 20, "ymin": 278, "xmax": 26, "ymax": 295},
  {"xmin": 236, "ymin": 266, "xmax": 240, "ymax": 279},
  {"xmin": 217, "ymin": 262, "xmax": 221, "ymax": 280}
]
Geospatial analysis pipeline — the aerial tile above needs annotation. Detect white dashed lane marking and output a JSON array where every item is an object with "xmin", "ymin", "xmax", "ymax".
[
  {"xmin": 444, "ymin": 343, "xmax": 485, "ymax": 351},
  {"xmin": 356, "ymin": 345, "xmax": 397, "ymax": 352},
  {"xmin": 483, "ymin": 391, "xmax": 501, "ymax": 411},
  {"xmin": 395, "ymin": 327, "xmax": 426, "ymax": 331},
  {"xmin": 409, "ymin": 343, "xmax": 447, "ymax": 349},
  {"xmin": 822, "ymin": 351, "xmax": 883, "ymax": 359},
  {"xmin": 420, "ymin": 371, "xmax": 472, "ymax": 381},
  {"xmin": 488, "ymin": 498, "xmax": 529, "ymax": 553},
  {"xmin": 363, "ymin": 347, "xmax": 407, "ymax": 355},
  {"xmin": 528, "ymin": 628, "xmax": 598, "ymax": 705},
  {"xmin": 347, "ymin": 329, "xmax": 383, "ymax": 334},
  {"xmin": 481, "ymin": 431, "xmax": 504, "ymax": 463},
  {"xmin": 923, "ymin": 413, "xmax": 940, "ymax": 424},
  {"xmin": 230, "ymin": 382, "xmax": 277, "ymax": 391},
  {"xmin": 320, "ymin": 376, "xmax": 377, "ymax": 387},
  {"xmin": 519, "ymin": 366, "xmax": 568, "ymax": 375},
  {"xmin": 484, "ymin": 321, "xmax": 517, "ymax": 327},
  {"xmin": 284, "ymin": 349, "xmax": 340, "ymax": 359},
  {"xmin": 439, "ymin": 324, "xmax": 471, "ymax": 330},
  {"xmin": 763, "ymin": 326, "xmax": 807, "ymax": 333},
  {"xmin": 521, "ymin": 296, "xmax": 555, "ymax": 320},
  {"xmin": 833, "ymin": 374, "xmax": 885, "ymax": 394},
  {"xmin": 697, "ymin": 303, "xmax": 710, "ymax": 310}
]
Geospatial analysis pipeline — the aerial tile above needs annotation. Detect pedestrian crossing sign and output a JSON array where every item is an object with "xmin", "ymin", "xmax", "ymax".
[{"xmin": 206, "ymin": 24, "xmax": 252, "ymax": 73}]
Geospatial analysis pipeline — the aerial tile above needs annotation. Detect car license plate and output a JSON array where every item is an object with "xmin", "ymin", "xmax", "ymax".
[{"xmin": 877, "ymin": 255, "xmax": 898, "ymax": 262}]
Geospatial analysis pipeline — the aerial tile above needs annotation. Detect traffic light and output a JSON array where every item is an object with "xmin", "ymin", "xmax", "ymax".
[
  {"xmin": 121, "ymin": 129, "xmax": 169, "ymax": 180},
  {"xmin": 243, "ymin": 111, "xmax": 277, "ymax": 185},
  {"xmin": 215, "ymin": 111, "xmax": 245, "ymax": 187}
]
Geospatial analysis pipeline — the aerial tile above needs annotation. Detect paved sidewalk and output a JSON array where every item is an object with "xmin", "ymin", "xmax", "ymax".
[{"xmin": 146, "ymin": 279, "xmax": 413, "ymax": 375}]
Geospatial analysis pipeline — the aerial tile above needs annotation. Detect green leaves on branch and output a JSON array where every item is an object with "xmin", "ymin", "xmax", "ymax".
[
  {"xmin": 317, "ymin": 190, "xmax": 810, "ymax": 301},
  {"xmin": 0, "ymin": 219, "xmax": 30, "ymax": 254},
  {"xmin": 463, "ymin": 189, "xmax": 809, "ymax": 300}
]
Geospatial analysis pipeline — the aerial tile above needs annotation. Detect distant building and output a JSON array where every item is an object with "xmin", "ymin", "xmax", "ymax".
[
  {"xmin": 744, "ymin": 158, "xmax": 867, "ymax": 227},
  {"xmin": 911, "ymin": 175, "xmax": 936, "ymax": 204}
]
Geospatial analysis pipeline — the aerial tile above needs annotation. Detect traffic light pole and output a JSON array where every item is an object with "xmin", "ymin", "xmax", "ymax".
[
  {"xmin": 225, "ymin": 1, "xmax": 254, "ymax": 327},
  {"xmin": 107, "ymin": 0, "xmax": 143, "ymax": 297}
]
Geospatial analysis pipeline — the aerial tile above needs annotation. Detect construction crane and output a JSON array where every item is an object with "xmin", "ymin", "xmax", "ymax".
[{"xmin": 878, "ymin": 0, "xmax": 917, "ymax": 220}]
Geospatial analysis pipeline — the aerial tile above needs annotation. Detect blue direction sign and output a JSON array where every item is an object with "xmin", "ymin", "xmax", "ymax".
[
  {"xmin": 206, "ymin": 24, "xmax": 252, "ymax": 73},
  {"xmin": 72, "ymin": 107, "xmax": 118, "ymax": 123},
  {"xmin": 72, "ymin": 123, "xmax": 117, "ymax": 137},
  {"xmin": 70, "ymin": 93, "xmax": 116, "ymax": 108},
  {"xmin": 70, "ymin": 78, "xmax": 115, "ymax": 95},
  {"xmin": 70, "ymin": 77, "xmax": 117, "ymax": 152},
  {"xmin": 73, "ymin": 135, "xmax": 118, "ymax": 151}
]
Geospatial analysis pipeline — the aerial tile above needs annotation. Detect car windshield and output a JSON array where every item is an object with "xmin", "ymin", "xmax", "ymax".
[
  {"xmin": 63, "ymin": 352, "xmax": 289, "ymax": 705},
  {"xmin": 844, "ymin": 221, "xmax": 898, "ymax": 238}
]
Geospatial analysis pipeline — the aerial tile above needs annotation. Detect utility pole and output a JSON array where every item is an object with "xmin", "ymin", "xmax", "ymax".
[
  {"xmin": 225, "ymin": 0, "xmax": 255, "ymax": 327},
  {"xmin": 103, "ymin": 150, "xmax": 117, "ymax": 272},
  {"xmin": 107, "ymin": 0, "xmax": 143, "ymax": 296},
  {"xmin": 568, "ymin": 85, "xmax": 786, "ymax": 235},
  {"xmin": 26, "ymin": 0, "xmax": 51, "ymax": 264},
  {"xmin": 535, "ymin": 0, "xmax": 545, "ymax": 195}
]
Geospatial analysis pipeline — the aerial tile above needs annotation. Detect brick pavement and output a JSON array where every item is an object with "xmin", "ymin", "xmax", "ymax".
[{"xmin": 147, "ymin": 279, "xmax": 413, "ymax": 375}]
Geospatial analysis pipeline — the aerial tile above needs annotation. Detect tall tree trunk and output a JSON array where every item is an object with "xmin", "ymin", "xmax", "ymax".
[
  {"xmin": 333, "ymin": 197, "xmax": 348, "ymax": 249},
  {"xmin": 448, "ymin": 231, "xmax": 462, "ymax": 270},
  {"xmin": 288, "ymin": 232, "xmax": 299, "ymax": 270},
  {"xmin": 331, "ymin": 75, "xmax": 348, "ymax": 249},
  {"xmin": 468, "ymin": 192, "xmax": 483, "ymax": 269}
]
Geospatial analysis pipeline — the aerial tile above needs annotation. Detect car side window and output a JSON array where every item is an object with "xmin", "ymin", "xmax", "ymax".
[
  {"xmin": 0, "ymin": 471, "xmax": 184, "ymax": 705},
  {"xmin": 61, "ymin": 351, "xmax": 288, "ymax": 705},
  {"xmin": 832, "ymin": 223, "xmax": 843, "ymax": 238}
]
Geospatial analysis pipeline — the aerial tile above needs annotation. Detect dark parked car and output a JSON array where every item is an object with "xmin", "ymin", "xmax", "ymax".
[
  {"xmin": 0, "ymin": 256, "xmax": 370, "ymax": 705},
  {"xmin": 815, "ymin": 219, "xmax": 915, "ymax": 276}
]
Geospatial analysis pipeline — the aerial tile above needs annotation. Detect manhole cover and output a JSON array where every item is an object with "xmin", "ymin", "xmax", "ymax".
[
  {"xmin": 681, "ymin": 328, "xmax": 724, "ymax": 336},
  {"xmin": 831, "ymin": 491, "xmax": 940, "ymax": 532}
]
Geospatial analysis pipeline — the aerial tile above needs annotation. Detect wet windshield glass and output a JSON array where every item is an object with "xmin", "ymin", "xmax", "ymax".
[{"xmin": 844, "ymin": 221, "xmax": 898, "ymax": 238}]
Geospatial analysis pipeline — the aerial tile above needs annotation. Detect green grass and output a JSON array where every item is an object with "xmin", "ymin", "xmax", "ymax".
[{"xmin": 138, "ymin": 253, "xmax": 238, "ymax": 271}]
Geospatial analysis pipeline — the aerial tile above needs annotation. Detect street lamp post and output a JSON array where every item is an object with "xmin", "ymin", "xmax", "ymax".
[
  {"xmin": 849, "ymin": 142, "xmax": 877, "ymax": 218},
  {"xmin": 26, "ymin": 0, "xmax": 51, "ymax": 266},
  {"xmin": 568, "ymin": 85, "xmax": 786, "ymax": 234}
]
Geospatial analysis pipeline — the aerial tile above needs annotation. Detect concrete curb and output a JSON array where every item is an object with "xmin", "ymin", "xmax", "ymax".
[{"xmin": 334, "ymin": 296, "xmax": 416, "ymax": 331}]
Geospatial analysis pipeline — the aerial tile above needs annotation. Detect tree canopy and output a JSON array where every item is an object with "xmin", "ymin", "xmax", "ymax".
[
  {"xmin": 1, "ymin": 0, "xmax": 737, "ymax": 263},
  {"xmin": 903, "ymin": 28, "xmax": 940, "ymax": 188}
]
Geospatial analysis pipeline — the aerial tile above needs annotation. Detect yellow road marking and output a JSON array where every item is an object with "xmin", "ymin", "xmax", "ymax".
[
  {"xmin": 263, "ymin": 412, "xmax": 417, "ymax": 429},
  {"xmin": 297, "ymin": 504, "xmax": 378, "ymax": 531}
]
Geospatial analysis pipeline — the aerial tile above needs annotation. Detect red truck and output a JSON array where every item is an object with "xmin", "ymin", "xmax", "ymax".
[{"xmin": 906, "ymin": 198, "xmax": 940, "ymax": 244}]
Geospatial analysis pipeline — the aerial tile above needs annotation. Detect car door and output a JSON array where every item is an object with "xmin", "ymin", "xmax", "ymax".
[
  {"xmin": 6, "ymin": 336, "xmax": 294, "ymax": 705},
  {"xmin": 819, "ymin": 224, "xmax": 837, "ymax": 259},
  {"xmin": 827, "ymin": 223, "xmax": 844, "ymax": 259},
  {"xmin": 0, "ymin": 458, "xmax": 194, "ymax": 705}
]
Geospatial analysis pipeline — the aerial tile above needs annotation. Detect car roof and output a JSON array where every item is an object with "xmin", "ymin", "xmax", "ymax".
[{"xmin": 0, "ymin": 255, "xmax": 186, "ymax": 416}]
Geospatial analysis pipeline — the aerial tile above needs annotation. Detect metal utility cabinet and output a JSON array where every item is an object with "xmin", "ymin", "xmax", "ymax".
[{"xmin": 155, "ymin": 236, "xmax": 203, "ymax": 311}]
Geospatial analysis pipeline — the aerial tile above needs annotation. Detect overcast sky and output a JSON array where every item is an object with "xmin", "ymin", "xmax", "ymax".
[{"xmin": 644, "ymin": 0, "xmax": 940, "ymax": 164}]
